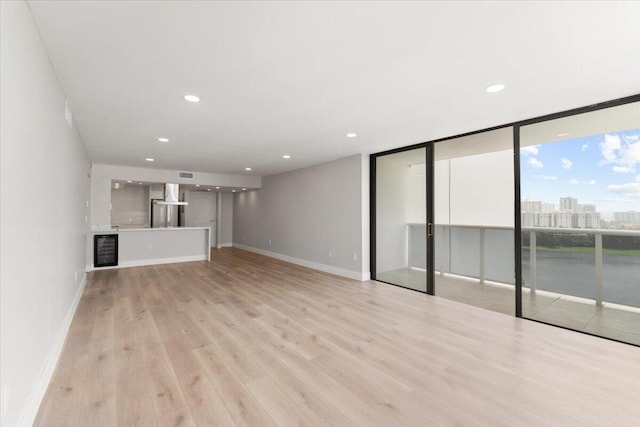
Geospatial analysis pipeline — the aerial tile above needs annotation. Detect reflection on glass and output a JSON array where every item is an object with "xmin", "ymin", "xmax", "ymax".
[
  {"xmin": 520, "ymin": 101, "xmax": 640, "ymax": 345},
  {"xmin": 375, "ymin": 148, "xmax": 427, "ymax": 292},
  {"xmin": 434, "ymin": 128, "xmax": 515, "ymax": 314}
]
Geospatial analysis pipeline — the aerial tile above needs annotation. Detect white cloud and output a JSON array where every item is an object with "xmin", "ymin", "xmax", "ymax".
[
  {"xmin": 528, "ymin": 157, "xmax": 543, "ymax": 168},
  {"xmin": 620, "ymin": 141, "xmax": 640, "ymax": 165},
  {"xmin": 561, "ymin": 158, "xmax": 573, "ymax": 170},
  {"xmin": 570, "ymin": 178, "xmax": 597, "ymax": 185},
  {"xmin": 608, "ymin": 182, "xmax": 640, "ymax": 198},
  {"xmin": 636, "ymin": 175, "xmax": 640, "ymax": 182},
  {"xmin": 599, "ymin": 133, "xmax": 640, "ymax": 172},
  {"xmin": 581, "ymin": 143, "xmax": 589, "ymax": 152},
  {"xmin": 533, "ymin": 175, "xmax": 557, "ymax": 180},
  {"xmin": 599, "ymin": 134, "xmax": 622, "ymax": 164},
  {"xmin": 613, "ymin": 165, "xmax": 635, "ymax": 174},
  {"xmin": 521, "ymin": 145, "xmax": 540, "ymax": 156}
]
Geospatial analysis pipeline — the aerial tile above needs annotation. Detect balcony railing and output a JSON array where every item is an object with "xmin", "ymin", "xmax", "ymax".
[
  {"xmin": 407, "ymin": 223, "xmax": 640, "ymax": 309},
  {"xmin": 524, "ymin": 226, "xmax": 640, "ymax": 307}
]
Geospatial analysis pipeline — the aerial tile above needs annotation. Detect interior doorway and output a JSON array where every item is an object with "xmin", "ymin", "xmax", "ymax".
[{"xmin": 186, "ymin": 191, "xmax": 218, "ymax": 248}]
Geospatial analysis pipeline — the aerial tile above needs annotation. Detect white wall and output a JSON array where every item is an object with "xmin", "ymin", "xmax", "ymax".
[
  {"xmin": 433, "ymin": 148, "xmax": 515, "ymax": 283},
  {"xmin": 111, "ymin": 184, "xmax": 150, "ymax": 227},
  {"xmin": 375, "ymin": 148, "xmax": 426, "ymax": 273},
  {"xmin": 233, "ymin": 154, "xmax": 369, "ymax": 280},
  {"xmin": 90, "ymin": 163, "xmax": 261, "ymax": 227},
  {"xmin": 0, "ymin": 2, "xmax": 91, "ymax": 426},
  {"xmin": 434, "ymin": 150, "xmax": 514, "ymax": 227},
  {"xmin": 434, "ymin": 160, "xmax": 450, "ymax": 224}
]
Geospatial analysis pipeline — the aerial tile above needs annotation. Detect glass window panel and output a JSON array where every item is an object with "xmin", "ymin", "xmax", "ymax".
[
  {"xmin": 375, "ymin": 147, "xmax": 427, "ymax": 292},
  {"xmin": 520, "ymin": 100, "xmax": 640, "ymax": 345},
  {"xmin": 434, "ymin": 128, "xmax": 515, "ymax": 314}
]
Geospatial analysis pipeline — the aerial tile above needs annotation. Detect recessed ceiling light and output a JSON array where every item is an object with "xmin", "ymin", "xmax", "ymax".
[
  {"xmin": 215, "ymin": 186, "xmax": 220, "ymax": 189},
  {"xmin": 145, "ymin": 158, "xmax": 154, "ymax": 162},
  {"xmin": 232, "ymin": 190, "xmax": 236, "ymax": 193},
  {"xmin": 157, "ymin": 137, "xmax": 169, "ymax": 142},
  {"xmin": 242, "ymin": 188, "xmax": 247, "ymax": 191},
  {"xmin": 207, "ymin": 189, "xmax": 211, "ymax": 191},
  {"xmin": 282, "ymin": 155, "xmax": 291, "ymax": 159},
  {"xmin": 195, "ymin": 184, "xmax": 200, "ymax": 187},
  {"xmin": 346, "ymin": 133, "xmax": 357, "ymax": 138},
  {"xmin": 557, "ymin": 133, "xmax": 569, "ymax": 137},
  {"xmin": 138, "ymin": 182, "xmax": 142, "ymax": 185},
  {"xmin": 245, "ymin": 167, "xmax": 252, "ymax": 171},
  {"xmin": 127, "ymin": 180, "xmax": 132, "ymax": 183},
  {"xmin": 485, "ymin": 84, "xmax": 505, "ymax": 93},
  {"xmin": 184, "ymin": 94, "xmax": 200, "ymax": 103}
]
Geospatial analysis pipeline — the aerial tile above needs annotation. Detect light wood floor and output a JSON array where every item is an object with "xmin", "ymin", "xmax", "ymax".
[
  {"xmin": 377, "ymin": 268, "xmax": 640, "ymax": 345},
  {"xmin": 35, "ymin": 248, "xmax": 640, "ymax": 426}
]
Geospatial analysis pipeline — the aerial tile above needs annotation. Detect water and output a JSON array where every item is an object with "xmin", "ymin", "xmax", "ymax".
[{"xmin": 522, "ymin": 249, "xmax": 640, "ymax": 307}]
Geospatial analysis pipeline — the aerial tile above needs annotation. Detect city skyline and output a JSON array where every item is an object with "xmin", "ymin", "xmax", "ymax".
[
  {"xmin": 522, "ymin": 195, "xmax": 602, "ymax": 229},
  {"xmin": 522, "ymin": 194, "xmax": 640, "ymax": 229},
  {"xmin": 520, "ymin": 128, "xmax": 640, "ymax": 213}
]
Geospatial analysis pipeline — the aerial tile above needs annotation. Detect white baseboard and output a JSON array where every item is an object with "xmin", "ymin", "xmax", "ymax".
[
  {"xmin": 88, "ymin": 254, "xmax": 207, "ymax": 271},
  {"xmin": 217, "ymin": 242, "xmax": 233, "ymax": 248},
  {"xmin": 233, "ymin": 244, "xmax": 369, "ymax": 281},
  {"xmin": 17, "ymin": 273, "xmax": 88, "ymax": 427}
]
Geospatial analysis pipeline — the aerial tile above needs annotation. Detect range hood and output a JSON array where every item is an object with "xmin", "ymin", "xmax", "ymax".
[{"xmin": 153, "ymin": 183, "xmax": 188, "ymax": 205}]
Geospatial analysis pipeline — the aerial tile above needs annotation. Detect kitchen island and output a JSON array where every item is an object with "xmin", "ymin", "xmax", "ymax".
[{"xmin": 90, "ymin": 226, "xmax": 211, "ymax": 270}]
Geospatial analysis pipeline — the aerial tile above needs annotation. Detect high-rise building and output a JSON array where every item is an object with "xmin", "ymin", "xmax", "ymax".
[
  {"xmin": 560, "ymin": 197, "xmax": 578, "ymax": 212},
  {"xmin": 614, "ymin": 211, "xmax": 640, "ymax": 223},
  {"xmin": 541, "ymin": 203, "xmax": 555, "ymax": 213},
  {"xmin": 521, "ymin": 198, "xmax": 601, "ymax": 228},
  {"xmin": 574, "ymin": 212, "xmax": 601, "ymax": 228},
  {"xmin": 522, "ymin": 201, "xmax": 542, "ymax": 213},
  {"xmin": 556, "ymin": 212, "xmax": 573, "ymax": 228}
]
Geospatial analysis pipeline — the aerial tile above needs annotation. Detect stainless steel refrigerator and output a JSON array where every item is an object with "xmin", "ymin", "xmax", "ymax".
[{"xmin": 151, "ymin": 199, "xmax": 179, "ymax": 228}]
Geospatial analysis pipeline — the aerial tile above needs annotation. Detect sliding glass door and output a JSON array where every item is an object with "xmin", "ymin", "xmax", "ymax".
[
  {"xmin": 433, "ymin": 128, "xmax": 515, "ymax": 314},
  {"xmin": 374, "ymin": 147, "xmax": 428, "ymax": 292},
  {"xmin": 519, "ymin": 100, "xmax": 640, "ymax": 345},
  {"xmin": 371, "ymin": 95, "xmax": 639, "ymax": 346}
]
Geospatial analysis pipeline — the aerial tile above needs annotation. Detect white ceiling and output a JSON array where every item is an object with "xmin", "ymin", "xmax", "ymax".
[{"xmin": 27, "ymin": 1, "xmax": 640, "ymax": 177}]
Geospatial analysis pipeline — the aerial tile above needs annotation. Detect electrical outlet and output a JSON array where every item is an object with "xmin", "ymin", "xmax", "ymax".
[
  {"xmin": 328, "ymin": 250, "xmax": 333, "ymax": 258},
  {"xmin": 74, "ymin": 271, "xmax": 78, "ymax": 282},
  {"xmin": 268, "ymin": 240, "xmax": 272, "ymax": 246},
  {"xmin": 244, "ymin": 235, "xmax": 247, "ymax": 241},
  {"xmin": 353, "ymin": 252, "xmax": 358, "ymax": 261},
  {"xmin": 148, "ymin": 244, "xmax": 152, "ymax": 250}
]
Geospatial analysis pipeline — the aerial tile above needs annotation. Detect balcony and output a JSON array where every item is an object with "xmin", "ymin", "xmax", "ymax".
[{"xmin": 376, "ymin": 224, "xmax": 640, "ymax": 346}]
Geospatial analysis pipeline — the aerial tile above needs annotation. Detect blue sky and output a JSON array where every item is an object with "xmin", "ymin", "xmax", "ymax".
[{"xmin": 521, "ymin": 128, "xmax": 640, "ymax": 213}]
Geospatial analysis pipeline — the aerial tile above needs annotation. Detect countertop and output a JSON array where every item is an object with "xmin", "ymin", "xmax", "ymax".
[
  {"xmin": 91, "ymin": 226, "xmax": 211, "ymax": 233},
  {"xmin": 119, "ymin": 226, "xmax": 210, "ymax": 232}
]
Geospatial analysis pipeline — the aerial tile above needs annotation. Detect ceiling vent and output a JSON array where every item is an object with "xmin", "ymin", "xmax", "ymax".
[{"xmin": 178, "ymin": 172, "xmax": 194, "ymax": 179}]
